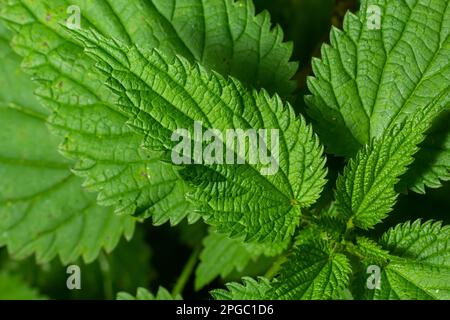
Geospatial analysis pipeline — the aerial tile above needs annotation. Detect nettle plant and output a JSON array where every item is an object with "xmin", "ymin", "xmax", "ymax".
[{"xmin": 0, "ymin": 0, "xmax": 449, "ymax": 300}]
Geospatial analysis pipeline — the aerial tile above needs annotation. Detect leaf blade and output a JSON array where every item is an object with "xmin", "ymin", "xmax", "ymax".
[
  {"xmin": 306, "ymin": 0, "xmax": 450, "ymax": 191},
  {"xmin": 71, "ymin": 29, "xmax": 327, "ymax": 244}
]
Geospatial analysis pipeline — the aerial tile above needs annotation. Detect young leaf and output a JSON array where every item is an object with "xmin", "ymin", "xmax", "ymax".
[
  {"xmin": 381, "ymin": 220, "xmax": 450, "ymax": 265},
  {"xmin": 335, "ymin": 97, "xmax": 449, "ymax": 230},
  {"xmin": 306, "ymin": 0, "xmax": 450, "ymax": 191},
  {"xmin": 117, "ymin": 287, "xmax": 182, "ymax": 300},
  {"xmin": 71, "ymin": 29, "xmax": 327, "ymax": 244},
  {"xmin": 352, "ymin": 237, "xmax": 390, "ymax": 265},
  {"xmin": 0, "ymin": 0, "xmax": 297, "ymax": 224},
  {"xmin": 269, "ymin": 240, "xmax": 351, "ymax": 300},
  {"xmin": 398, "ymin": 111, "xmax": 450, "ymax": 193},
  {"xmin": 210, "ymin": 277, "xmax": 272, "ymax": 300},
  {"xmin": 0, "ymin": 1, "xmax": 195, "ymax": 225},
  {"xmin": 0, "ymin": 272, "xmax": 46, "ymax": 300},
  {"xmin": 0, "ymin": 0, "xmax": 296, "ymax": 93},
  {"xmin": 144, "ymin": 0, "xmax": 298, "ymax": 94},
  {"xmin": 0, "ymin": 29, "xmax": 135, "ymax": 264},
  {"xmin": 361, "ymin": 220, "xmax": 450, "ymax": 299}
]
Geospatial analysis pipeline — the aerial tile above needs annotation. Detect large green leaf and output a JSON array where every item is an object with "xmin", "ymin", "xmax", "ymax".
[
  {"xmin": 0, "ymin": 0, "xmax": 297, "ymax": 224},
  {"xmin": 306, "ymin": 0, "xmax": 450, "ymax": 191},
  {"xmin": 399, "ymin": 111, "xmax": 450, "ymax": 193},
  {"xmin": 0, "ymin": 25, "xmax": 135, "ymax": 264},
  {"xmin": 70, "ymin": 29, "xmax": 327, "ymax": 244}
]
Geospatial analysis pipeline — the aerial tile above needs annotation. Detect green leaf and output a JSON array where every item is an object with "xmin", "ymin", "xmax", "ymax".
[
  {"xmin": 352, "ymin": 237, "xmax": 390, "ymax": 265},
  {"xmin": 0, "ymin": 272, "xmax": 46, "ymax": 300},
  {"xmin": 368, "ymin": 262, "xmax": 450, "ymax": 299},
  {"xmin": 306, "ymin": 0, "xmax": 450, "ymax": 191},
  {"xmin": 332, "ymin": 288, "xmax": 353, "ymax": 300},
  {"xmin": 71, "ymin": 29, "xmax": 327, "ymax": 244},
  {"xmin": 335, "ymin": 97, "xmax": 448, "ymax": 230},
  {"xmin": 145, "ymin": 0, "xmax": 298, "ymax": 95},
  {"xmin": 195, "ymin": 230, "xmax": 271, "ymax": 290},
  {"xmin": 117, "ymin": 287, "xmax": 182, "ymax": 300},
  {"xmin": 0, "ymin": 0, "xmax": 296, "ymax": 93},
  {"xmin": 0, "ymin": 1, "xmax": 195, "ymax": 225},
  {"xmin": 269, "ymin": 240, "xmax": 351, "ymax": 300},
  {"xmin": 0, "ymin": 26, "xmax": 135, "ymax": 264},
  {"xmin": 361, "ymin": 220, "xmax": 450, "ymax": 300},
  {"xmin": 210, "ymin": 276, "xmax": 272, "ymax": 300},
  {"xmin": 0, "ymin": 0, "xmax": 297, "ymax": 224},
  {"xmin": 381, "ymin": 220, "xmax": 450, "ymax": 266},
  {"xmin": 398, "ymin": 111, "xmax": 450, "ymax": 193}
]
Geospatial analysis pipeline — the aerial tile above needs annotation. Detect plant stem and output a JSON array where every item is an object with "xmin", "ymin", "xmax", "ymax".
[
  {"xmin": 98, "ymin": 251, "xmax": 114, "ymax": 300},
  {"xmin": 172, "ymin": 246, "xmax": 200, "ymax": 297}
]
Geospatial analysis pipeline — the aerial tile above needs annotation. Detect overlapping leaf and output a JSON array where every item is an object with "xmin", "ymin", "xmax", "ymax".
[
  {"xmin": 70, "ymin": 29, "xmax": 327, "ymax": 244},
  {"xmin": 0, "ymin": 0, "xmax": 297, "ymax": 224},
  {"xmin": 306, "ymin": 0, "xmax": 450, "ymax": 191},
  {"xmin": 0, "ymin": 26, "xmax": 135, "ymax": 264},
  {"xmin": 335, "ymin": 97, "xmax": 448, "ymax": 229}
]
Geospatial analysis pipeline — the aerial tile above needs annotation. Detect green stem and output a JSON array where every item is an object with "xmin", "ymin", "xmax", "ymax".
[
  {"xmin": 172, "ymin": 246, "xmax": 200, "ymax": 297},
  {"xmin": 98, "ymin": 251, "xmax": 114, "ymax": 300}
]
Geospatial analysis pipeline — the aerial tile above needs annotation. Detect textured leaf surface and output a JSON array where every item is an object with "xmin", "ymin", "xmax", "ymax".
[
  {"xmin": 0, "ymin": 26, "xmax": 135, "ymax": 264},
  {"xmin": 335, "ymin": 99, "xmax": 448, "ymax": 229},
  {"xmin": 0, "ymin": 272, "xmax": 45, "ymax": 300},
  {"xmin": 362, "ymin": 220, "xmax": 450, "ymax": 300},
  {"xmin": 0, "ymin": 0, "xmax": 297, "ymax": 224},
  {"xmin": 117, "ymin": 287, "xmax": 181, "ymax": 300},
  {"xmin": 399, "ymin": 111, "xmax": 450, "ymax": 193},
  {"xmin": 210, "ymin": 277, "xmax": 271, "ymax": 300},
  {"xmin": 0, "ymin": 0, "xmax": 195, "ymax": 225},
  {"xmin": 306, "ymin": 0, "xmax": 450, "ymax": 191},
  {"xmin": 269, "ymin": 240, "xmax": 351, "ymax": 300},
  {"xmin": 381, "ymin": 220, "xmax": 450, "ymax": 267},
  {"xmin": 72, "ymin": 29, "xmax": 327, "ymax": 244},
  {"xmin": 145, "ymin": 0, "xmax": 298, "ymax": 94},
  {"xmin": 353, "ymin": 237, "xmax": 390, "ymax": 265}
]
